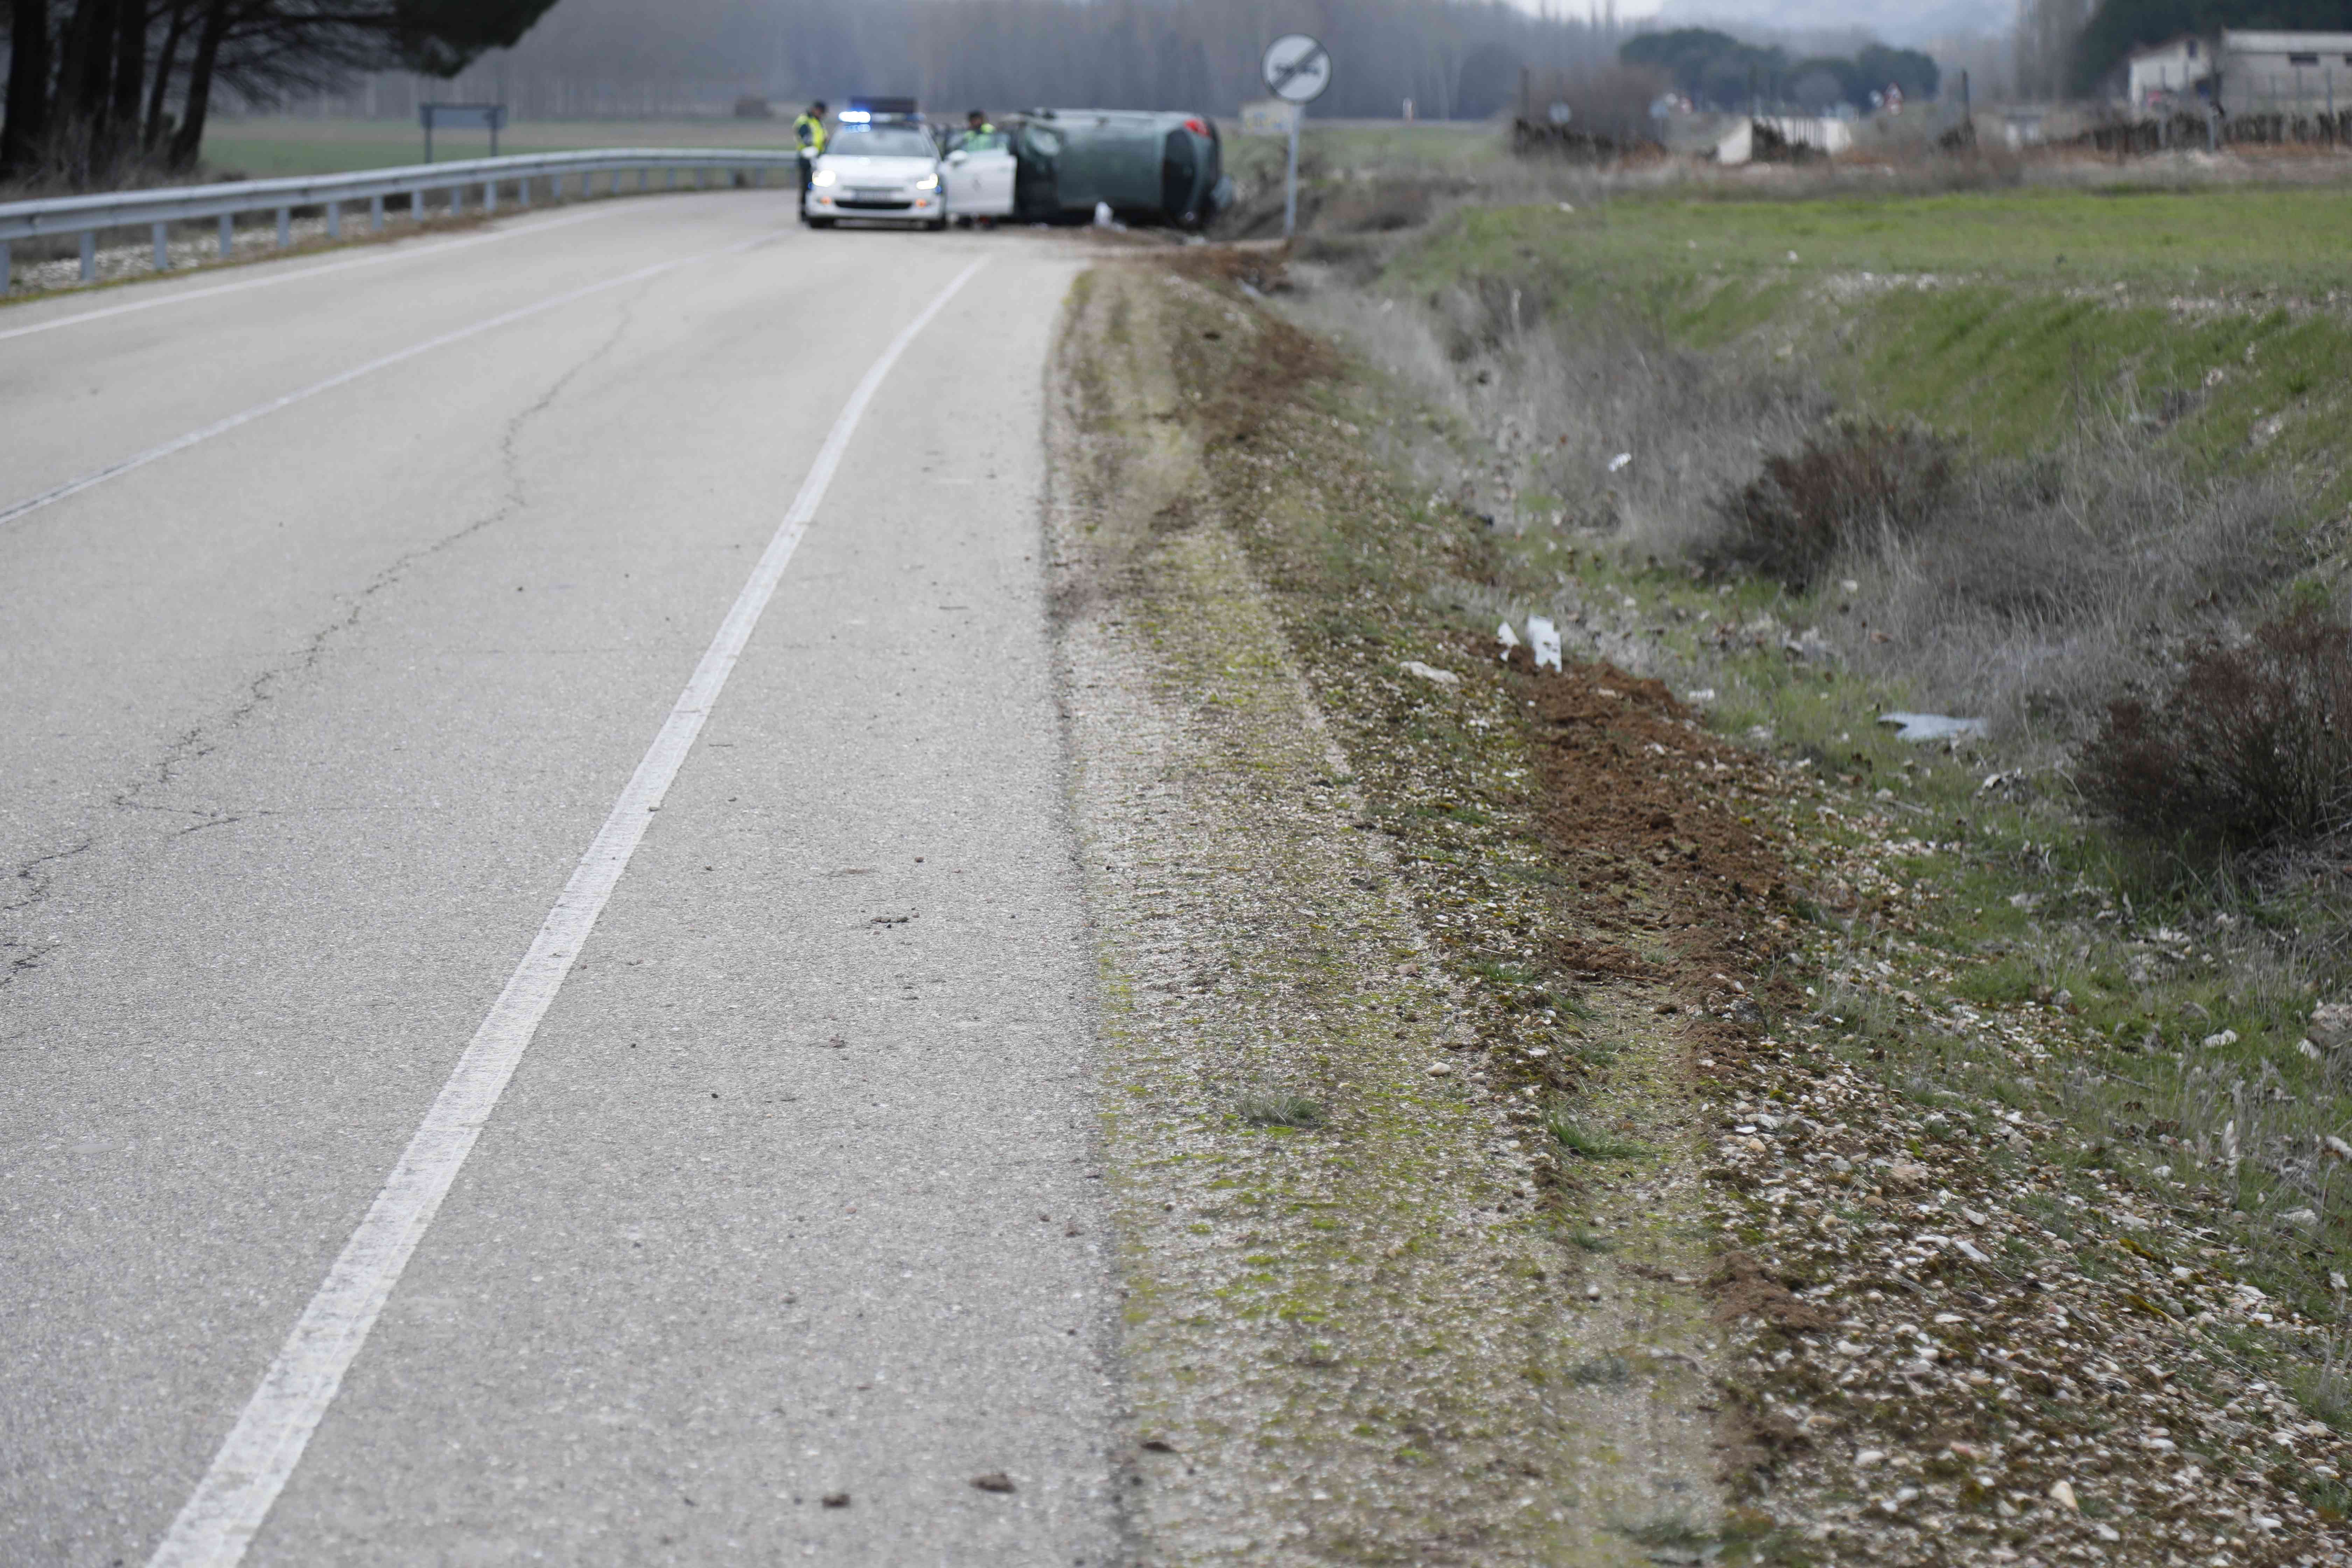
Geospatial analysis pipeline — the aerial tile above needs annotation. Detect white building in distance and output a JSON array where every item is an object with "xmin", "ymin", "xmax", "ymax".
[
  {"xmin": 2217, "ymin": 30, "xmax": 2352, "ymax": 114},
  {"xmin": 2127, "ymin": 35, "xmax": 2213, "ymax": 107}
]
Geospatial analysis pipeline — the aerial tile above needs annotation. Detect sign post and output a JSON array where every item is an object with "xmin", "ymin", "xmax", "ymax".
[{"xmin": 1261, "ymin": 33, "xmax": 1331, "ymax": 239}]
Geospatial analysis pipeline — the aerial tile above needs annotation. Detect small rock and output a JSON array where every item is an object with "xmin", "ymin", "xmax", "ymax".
[
  {"xmin": 1856, "ymin": 1448, "xmax": 1886, "ymax": 1467},
  {"xmin": 1886, "ymin": 1162, "xmax": 1930, "ymax": 1188},
  {"xmin": 1585, "ymin": 1283, "xmax": 1602, "ymax": 1300},
  {"xmin": 821, "ymin": 1492, "xmax": 851, "ymax": 1508},
  {"xmin": 2200, "ymin": 1029, "xmax": 2239, "ymax": 1050},
  {"xmin": 971, "ymin": 1472, "xmax": 1017, "ymax": 1493},
  {"xmin": 2048, "ymin": 1479, "xmax": 2078, "ymax": 1512},
  {"xmin": 1400, "ymin": 660, "xmax": 1461, "ymax": 687},
  {"xmin": 1426, "ymin": 1063, "xmax": 1453, "ymax": 1078}
]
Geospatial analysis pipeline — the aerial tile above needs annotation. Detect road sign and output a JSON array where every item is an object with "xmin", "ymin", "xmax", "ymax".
[
  {"xmin": 420, "ymin": 102, "xmax": 505, "ymax": 163},
  {"xmin": 1240, "ymin": 99, "xmax": 1301, "ymax": 137},
  {"xmin": 1262, "ymin": 34, "xmax": 1332, "ymax": 105}
]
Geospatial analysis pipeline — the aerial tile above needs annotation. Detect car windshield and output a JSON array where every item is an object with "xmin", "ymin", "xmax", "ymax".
[{"xmin": 828, "ymin": 127, "xmax": 933, "ymax": 158}]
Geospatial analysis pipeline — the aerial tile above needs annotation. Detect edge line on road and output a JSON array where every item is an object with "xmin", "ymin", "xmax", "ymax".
[
  {"xmin": 0, "ymin": 224, "xmax": 786, "ymax": 531},
  {"xmin": 0, "ymin": 204, "xmax": 630, "ymax": 344},
  {"xmin": 145, "ymin": 254, "xmax": 991, "ymax": 1568}
]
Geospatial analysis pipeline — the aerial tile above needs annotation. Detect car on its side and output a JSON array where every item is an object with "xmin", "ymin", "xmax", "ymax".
[
  {"xmin": 804, "ymin": 112, "xmax": 946, "ymax": 230},
  {"xmin": 1007, "ymin": 110, "xmax": 1230, "ymax": 229}
]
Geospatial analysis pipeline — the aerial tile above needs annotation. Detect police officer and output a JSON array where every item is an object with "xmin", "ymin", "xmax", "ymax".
[
  {"xmin": 963, "ymin": 109, "xmax": 994, "ymax": 148},
  {"xmin": 793, "ymin": 101, "xmax": 828, "ymax": 220}
]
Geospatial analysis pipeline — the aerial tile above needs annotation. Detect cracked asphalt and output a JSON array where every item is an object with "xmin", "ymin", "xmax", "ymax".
[{"xmin": 0, "ymin": 193, "xmax": 1115, "ymax": 1564}]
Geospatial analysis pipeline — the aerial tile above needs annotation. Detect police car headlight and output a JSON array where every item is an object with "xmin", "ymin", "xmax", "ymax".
[
  {"xmin": 913, "ymin": 173, "xmax": 941, "ymax": 192},
  {"xmin": 810, "ymin": 168, "xmax": 837, "ymax": 187}
]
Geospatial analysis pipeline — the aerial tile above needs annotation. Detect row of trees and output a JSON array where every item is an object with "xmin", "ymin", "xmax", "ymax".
[
  {"xmin": 0, "ymin": 0, "xmax": 558, "ymax": 184},
  {"xmin": 1620, "ymin": 27, "xmax": 1942, "ymax": 114},
  {"xmin": 446, "ymin": 0, "xmax": 1628, "ymax": 125}
]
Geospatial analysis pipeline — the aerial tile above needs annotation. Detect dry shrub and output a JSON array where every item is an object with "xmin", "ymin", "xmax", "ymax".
[
  {"xmin": 1281, "ymin": 268, "xmax": 1824, "ymax": 555},
  {"xmin": 1702, "ymin": 422, "xmax": 1954, "ymax": 590},
  {"xmin": 2081, "ymin": 609, "xmax": 2352, "ymax": 855},
  {"xmin": 1277, "ymin": 262, "xmax": 2302, "ymax": 753},
  {"xmin": 1848, "ymin": 438, "xmax": 2295, "ymax": 744}
]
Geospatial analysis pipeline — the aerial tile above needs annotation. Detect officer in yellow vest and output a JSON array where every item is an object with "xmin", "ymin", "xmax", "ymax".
[
  {"xmin": 793, "ymin": 102, "xmax": 828, "ymax": 220},
  {"xmin": 963, "ymin": 109, "xmax": 996, "ymax": 148}
]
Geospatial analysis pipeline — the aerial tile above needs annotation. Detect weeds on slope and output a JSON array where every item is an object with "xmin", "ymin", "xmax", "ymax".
[{"xmin": 1214, "ymin": 200, "xmax": 2352, "ymax": 1550}]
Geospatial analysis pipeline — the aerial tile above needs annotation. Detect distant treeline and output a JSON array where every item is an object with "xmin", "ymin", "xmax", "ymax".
[
  {"xmin": 1620, "ymin": 27, "xmax": 1941, "ymax": 113},
  {"xmin": 474, "ymin": 0, "xmax": 1625, "ymax": 122},
  {"xmin": 2071, "ymin": 0, "xmax": 2352, "ymax": 92}
]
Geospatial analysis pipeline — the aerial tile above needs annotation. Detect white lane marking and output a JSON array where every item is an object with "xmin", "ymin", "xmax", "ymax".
[
  {"xmin": 146, "ymin": 255, "xmax": 990, "ymax": 1568},
  {"xmin": 0, "ymin": 227, "xmax": 783, "ymax": 531},
  {"xmin": 0, "ymin": 204, "xmax": 630, "ymax": 344}
]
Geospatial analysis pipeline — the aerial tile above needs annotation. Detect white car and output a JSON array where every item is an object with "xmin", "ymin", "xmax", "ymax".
[
  {"xmin": 804, "ymin": 121, "xmax": 946, "ymax": 230},
  {"xmin": 941, "ymin": 130, "xmax": 1016, "ymax": 223}
]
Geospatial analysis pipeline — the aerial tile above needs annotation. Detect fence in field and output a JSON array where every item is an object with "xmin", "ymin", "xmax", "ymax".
[{"xmin": 0, "ymin": 147, "xmax": 802, "ymax": 294}]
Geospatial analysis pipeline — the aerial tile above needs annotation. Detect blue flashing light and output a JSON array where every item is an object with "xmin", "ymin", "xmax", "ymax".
[{"xmin": 839, "ymin": 108, "xmax": 873, "ymax": 123}]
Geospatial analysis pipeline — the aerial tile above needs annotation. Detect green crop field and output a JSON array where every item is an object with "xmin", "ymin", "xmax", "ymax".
[
  {"xmin": 1382, "ymin": 184, "xmax": 2352, "ymax": 504},
  {"xmin": 1404, "ymin": 183, "xmax": 2352, "ymax": 296}
]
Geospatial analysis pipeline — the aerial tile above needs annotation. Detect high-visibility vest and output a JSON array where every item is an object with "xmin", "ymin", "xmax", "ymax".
[{"xmin": 794, "ymin": 114, "xmax": 826, "ymax": 155}]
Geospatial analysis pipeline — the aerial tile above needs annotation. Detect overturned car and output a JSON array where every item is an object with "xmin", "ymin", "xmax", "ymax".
[{"xmin": 1002, "ymin": 110, "xmax": 1232, "ymax": 229}]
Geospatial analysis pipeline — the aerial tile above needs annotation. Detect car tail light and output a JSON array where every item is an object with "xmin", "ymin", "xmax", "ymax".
[{"xmin": 1184, "ymin": 118, "xmax": 1208, "ymax": 136}]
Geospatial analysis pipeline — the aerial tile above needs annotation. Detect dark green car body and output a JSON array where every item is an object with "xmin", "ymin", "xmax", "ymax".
[{"xmin": 1009, "ymin": 109, "xmax": 1230, "ymax": 228}]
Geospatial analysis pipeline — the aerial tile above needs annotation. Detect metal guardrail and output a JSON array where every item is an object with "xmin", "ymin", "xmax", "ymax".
[{"xmin": 0, "ymin": 147, "xmax": 802, "ymax": 292}]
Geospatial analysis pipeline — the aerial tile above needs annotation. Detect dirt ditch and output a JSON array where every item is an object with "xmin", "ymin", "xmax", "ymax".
[{"xmin": 1063, "ymin": 249, "xmax": 2352, "ymax": 1564}]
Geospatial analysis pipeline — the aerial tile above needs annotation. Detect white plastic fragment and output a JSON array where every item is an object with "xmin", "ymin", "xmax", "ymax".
[
  {"xmin": 1497, "ymin": 621, "xmax": 1521, "ymax": 653},
  {"xmin": 1606, "ymin": 452, "xmax": 1632, "ymax": 474},
  {"xmin": 2200, "ymin": 1029, "xmax": 2238, "ymax": 1049},
  {"xmin": 1879, "ymin": 712, "xmax": 1990, "ymax": 742},
  {"xmin": 1400, "ymin": 660, "xmax": 1460, "ymax": 687},
  {"xmin": 1525, "ymin": 616, "xmax": 1562, "ymax": 672}
]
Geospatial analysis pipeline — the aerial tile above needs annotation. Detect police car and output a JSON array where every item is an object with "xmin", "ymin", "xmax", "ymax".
[{"xmin": 803, "ymin": 99, "xmax": 946, "ymax": 230}]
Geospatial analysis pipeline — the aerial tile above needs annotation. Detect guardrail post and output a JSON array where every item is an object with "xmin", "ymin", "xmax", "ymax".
[
  {"xmin": 484, "ymin": 180, "xmax": 497, "ymax": 214},
  {"xmin": 1, "ymin": 241, "xmax": 12, "ymax": 294},
  {"xmin": 371, "ymin": 194, "xmax": 385, "ymax": 232},
  {"xmin": 327, "ymin": 200, "xmax": 341, "ymax": 240},
  {"xmin": 153, "ymin": 222, "xmax": 170, "ymax": 271},
  {"xmin": 518, "ymin": 175, "xmax": 531, "ymax": 209},
  {"xmin": 408, "ymin": 187, "xmax": 424, "ymax": 222},
  {"xmin": 275, "ymin": 206, "xmax": 290, "ymax": 248},
  {"xmin": 80, "ymin": 231, "xmax": 97, "ymax": 282},
  {"xmin": 218, "ymin": 213, "xmax": 233, "ymax": 257}
]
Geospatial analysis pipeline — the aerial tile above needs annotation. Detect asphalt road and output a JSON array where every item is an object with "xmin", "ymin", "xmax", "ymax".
[{"xmin": 1, "ymin": 192, "xmax": 1116, "ymax": 1565}]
